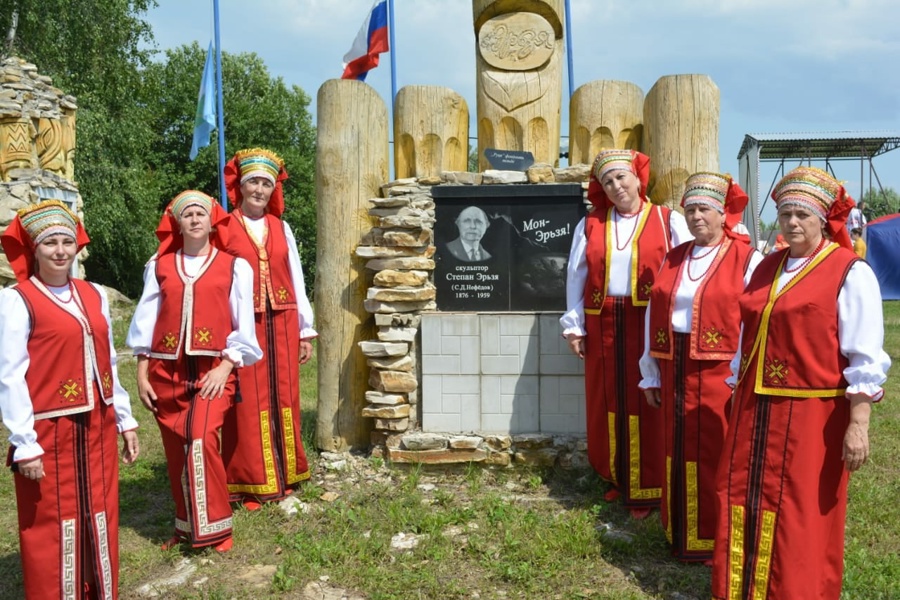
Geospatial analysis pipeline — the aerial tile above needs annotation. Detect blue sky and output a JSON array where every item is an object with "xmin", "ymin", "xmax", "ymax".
[{"xmin": 145, "ymin": 0, "xmax": 900, "ymax": 221}]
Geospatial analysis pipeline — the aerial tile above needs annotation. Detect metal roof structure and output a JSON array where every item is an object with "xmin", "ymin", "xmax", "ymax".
[
  {"xmin": 737, "ymin": 131, "xmax": 900, "ymax": 245},
  {"xmin": 737, "ymin": 131, "xmax": 900, "ymax": 161}
]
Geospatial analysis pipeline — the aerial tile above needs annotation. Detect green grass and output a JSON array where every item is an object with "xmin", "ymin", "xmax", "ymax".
[{"xmin": 0, "ymin": 305, "xmax": 898, "ymax": 599}]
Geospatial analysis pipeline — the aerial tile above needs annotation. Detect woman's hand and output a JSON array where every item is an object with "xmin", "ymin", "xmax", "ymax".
[
  {"xmin": 299, "ymin": 339, "xmax": 313, "ymax": 365},
  {"xmin": 566, "ymin": 335, "xmax": 585, "ymax": 359},
  {"xmin": 121, "ymin": 430, "xmax": 140, "ymax": 464},
  {"xmin": 843, "ymin": 393, "xmax": 873, "ymax": 472},
  {"xmin": 136, "ymin": 356, "xmax": 158, "ymax": 413},
  {"xmin": 17, "ymin": 456, "xmax": 44, "ymax": 481},
  {"xmin": 198, "ymin": 359, "xmax": 234, "ymax": 399},
  {"xmin": 644, "ymin": 388, "xmax": 661, "ymax": 408}
]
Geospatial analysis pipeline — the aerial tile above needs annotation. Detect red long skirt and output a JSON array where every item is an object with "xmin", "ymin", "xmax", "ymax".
[
  {"xmin": 150, "ymin": 356, "xmax": 234, "ymax": 548},
  {"xmin": 584, "ymin": 296, "xmax": 663, "ymax": 508},
  {"xmin": 14, "ymin": 397, "xmax": 120, "ymax": 599},
  {"xmin": 658, "ymin": 332, "xmax": 732, "ymax": 561},
  {"xmin": 222, "ymin": 306, "xmax": 309, "ymax": 503},
  {"xmin": 712, "ymin": 358, "xmax": 850, "ymax": 599}
]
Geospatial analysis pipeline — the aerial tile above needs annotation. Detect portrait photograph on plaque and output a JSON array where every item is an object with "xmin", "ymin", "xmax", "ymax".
[{"xmin": 433, "ymin": 184, "xmax": 585, "ymax": 312}]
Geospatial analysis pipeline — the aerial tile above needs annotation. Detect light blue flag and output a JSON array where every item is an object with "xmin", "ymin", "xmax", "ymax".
[{"xmin": 189, "ymin": 42, "xmax": 216, "ymax": 160}]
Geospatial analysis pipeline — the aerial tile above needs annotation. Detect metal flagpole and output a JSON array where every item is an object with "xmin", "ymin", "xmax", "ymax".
[
  {"xmin": 388, "ymin": 0, "xmax": 397, "ymax": 102},
  {"xmin": 564, "ymin": 0, "xmax": 574, "ymax": 102},
  {"xmin": 214, "ymin": 0, "xmax": 227, "ymax": 207}
]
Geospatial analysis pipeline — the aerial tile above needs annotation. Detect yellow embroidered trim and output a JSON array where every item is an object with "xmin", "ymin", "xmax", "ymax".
[
  {"xmin": 282, "ymin": 407, "xmax": 310, "ymax": 485},
  {"xmin": 728, "ymin": 505, "xmax": 745, "ymax": 600},
  {"xmin": 629, "ymin": 415, "xmax": 662, "ymax": 500},
  {"xmin": 226, "ymin": 410, "xmax": 278, "ymax": 495},
  {"xmin": 752, "ymin": 510, "xmax": 777, "ymax": 600},
  {"xmin": 686, "ymin": 461, "xmax": 714, "ymax": 551},
  {"xmin": 665, "ymin": 456, "xmax": 673, "ymax": 543}
]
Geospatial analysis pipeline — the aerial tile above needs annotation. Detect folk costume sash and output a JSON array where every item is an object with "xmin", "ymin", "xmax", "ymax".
[
  {"xmin": 150, "ymin": 249, "xmax": 236, "ymax": 359},
  {"xmin": 737, "ymin": 244, "xmax": 857, "ymax": 397},
  {"xmin": 16, "ymin": 277, "xmax": 114, "ymax": 419},
  {"xmin": 222, "ymin": 211, "xmax": 297, "ymax": 312},
  {"xmin": 649, "ymin": 238, "xmax": 754, "ymax": 361},
  {"xmin": 583, "ymin": 203, "xmax": 673, "ymax": 314}
]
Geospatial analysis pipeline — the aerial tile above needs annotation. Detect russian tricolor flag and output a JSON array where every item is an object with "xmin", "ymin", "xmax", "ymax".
[{"xmin": 341, "ymin": 0, "xmax": 390, "ymax": 81}]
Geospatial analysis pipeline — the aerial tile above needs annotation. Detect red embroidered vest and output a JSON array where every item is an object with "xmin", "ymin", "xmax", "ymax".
[
  {"xmin": 16, "ymin": 278, "xmax": 114, "ymax": 419},
  {"xmin": 583, "ymin": 203, "xmax": 673, "ymax": 312},
  {"xmin": 150, "ymin": 249, "xmax": 236, "ymax": 359},
  {"xmin": 648, "ymin": 238, "xmax": 754, "ymax": 361},
  {"xmin": 738, "ymin": 244, "xmax": 857, "ymax": 397},
  {"xmin": 220, "ymin": 212, "xmax": 297, "ymax": 312}
]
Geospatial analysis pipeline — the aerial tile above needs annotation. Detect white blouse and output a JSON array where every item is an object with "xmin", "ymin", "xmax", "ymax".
[
  {"xmin": 638, "ymin": 243, "xmax": 764, "ymax": 389},
  {"xmin": 240, "ymin": 216, "xmax": 317, "ymax": 340},
  {"xmin": 724, "ymin": 258, "xmax": 890, "ymax": 400},
  {"xmin": 0, "ymin": 283, "xmax": 138, "ymax": 462},
  {"xmin": 126, "ymin": 251, "xmax": 263, "ymax": 367},
  {"xmin": 560, "ymin": 207, "xmax": 693, "ymax": 337}
]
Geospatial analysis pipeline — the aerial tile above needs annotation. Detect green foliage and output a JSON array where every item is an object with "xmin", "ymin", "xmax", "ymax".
[
  {"xmin": 141, "ymin": 43, "xmax": 318, "ymax": 288},
  {"xmin": 861, "ymin": 186, "xmax": 900, "ymax": 221}
]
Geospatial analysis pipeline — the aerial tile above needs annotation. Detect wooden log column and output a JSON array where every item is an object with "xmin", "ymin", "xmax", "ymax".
[
  {"xmin": 569, "ymin": 80, "xmax": 644, "ymax": 166},
  {"xmin": 394, "ymin": 85, "xmax": 469, "ymax": 179},
  {"xmin": 315, "ymin": 79, "xmax": 388, "ymax": 451},
  {"xmin": 642, "ymin": 74, "xmax": 720, "ymax": 208},
  {"xmin": 473, "ymin": 0, "xmax": 564, "ymax": 171}
]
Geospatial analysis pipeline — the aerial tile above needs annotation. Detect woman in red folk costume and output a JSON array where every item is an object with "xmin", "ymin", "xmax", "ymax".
[
  {"xmin": 218, "ymin": 148, "xmax": 316, "ymax": 509},
  {"xmin": 0, "ymin": 201, "xmax": 139, "ymax": 600},
  {"xmin": 711, "ymin": 167, "xmax": 891, "ymax": 600},
  {"xmin": 561, "ymin": 149, "xmax": 691, "ymax": 518},
  {"xmin": 127, "ymin": 191, "xmax": 261, "ymax": 552},
  {"xmin": 639, "ymin": 172, "xmax": 761, "ymax": 562}
]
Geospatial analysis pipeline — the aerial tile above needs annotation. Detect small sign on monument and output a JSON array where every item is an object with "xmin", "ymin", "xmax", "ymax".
[{"xmin": 484, "ymin": 148, "xmax": 534, "ymax": 172}]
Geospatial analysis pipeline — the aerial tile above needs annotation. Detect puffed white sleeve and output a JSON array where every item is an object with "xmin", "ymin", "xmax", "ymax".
[
  {"xmin": 669, "ymin": 210, "xmax": 693, "ymax": 247},
  {"xmin": 284, "ymin": 221, "xmax": 317, "ymax": 339},
  {"xmin": 223, "ymin": 257, "xmax": 264, "ymax": 367},
  {"xmin": 560, "ymin": 217, "xmax": 588, "ymax": 337},
  {"xmin": 126, "ymin": 258, "xmax": 161, "ymax": 355},
  {"xmin": 0, "ymin": 289, "xmax": 43, "ymax": 461},
  {"xmin": 744, "ymin": 249, "xmax": 764, "ymax": 286},
  {"xmin": 94, "ymin": 284, "xmax": 138, "ymax": 433},
  {"xmin": 638, "ymin": 301, "xmax": 661, "ymax": 389},
  {"xmin": 838, "ymin": 261, "xmax": 891, "ymax": 401}
]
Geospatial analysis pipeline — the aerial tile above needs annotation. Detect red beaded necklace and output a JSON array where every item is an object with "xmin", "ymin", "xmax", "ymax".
[
  {"xmin": 614, "ymin": 205, "xmax": 643, "ymax": 251},
  {"xmin": 686, "ymin": 242, "xmax": 722, "ymax": 282},
  {"xmin": 783, "ymin": 237, "xmax": 827, "ymax": 274},
  {"xmin": 180, "ymin": 247, "xmax": 215, "ymax": 279}
]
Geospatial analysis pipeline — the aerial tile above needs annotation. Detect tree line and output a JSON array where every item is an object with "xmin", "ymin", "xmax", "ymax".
[{"xmin": 0, "ymin": 1, "xmax": 317, "ymax": 297}]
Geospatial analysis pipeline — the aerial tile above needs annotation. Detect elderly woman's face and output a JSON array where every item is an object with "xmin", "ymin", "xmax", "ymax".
[
  {"xmin": 684, "ymin": 204, "xmax": 726, "ymax": 246},
  {"xmin": 35, "ymin": 234, "xmax": 77, "ymax": 281},
  {"xmin": 600, "ymin": 169, "xmax": 641, "ymax": 212},
  {"xmin": 240, "ymin": 177, "xmax": 275, "ymax": 218},
  {"xmin": 777, "ymin": 204, "xmax": 823, "ymax": 254},
  {"xmin": 178, "ymin": 205, "xmax": 211, "ymax": 242}
]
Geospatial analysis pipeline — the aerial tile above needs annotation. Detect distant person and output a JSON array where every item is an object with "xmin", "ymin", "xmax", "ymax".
[
  {"xmin": 847, "ymin": 200, "xmax": 867, "ymax": 233},
  {"xmin": 446, "ymin": 205, "xmax": 492, "ymax": 261},
  {"xmin": 560, "ymin": 148, "xmax": 691, "ymax": 519},
  {"xmin": 851, "ymin": 227, "xmax": 867, "ymax": 258}
]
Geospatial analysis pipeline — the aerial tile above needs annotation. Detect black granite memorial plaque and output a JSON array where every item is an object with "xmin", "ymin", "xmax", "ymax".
[{"xmin": 433, "ymin": 184, "xmax": 585, "ymax": 312}]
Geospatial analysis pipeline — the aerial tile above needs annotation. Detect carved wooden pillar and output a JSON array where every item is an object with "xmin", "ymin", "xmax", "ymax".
[
  {"xmin": 0, "ymin": 117, "xmax": 37, "ymax": 181},
  {"xmin": 569, "ymin": 80, "xmax": 644, "ymax": 166},
  {"xmin": 394, "ymin": 85, "xmax": 469, "ymax": 179},
  {"xmin": 643, "ymin": 74, "xmax": 720, "ymax": 208},
  {"xmin": 315, "ymin": 79, "xmax": 386, "ymax": 451},
  {"xmin": 473, "ymin": 0, "xmax": 563, "ymax": 171}
]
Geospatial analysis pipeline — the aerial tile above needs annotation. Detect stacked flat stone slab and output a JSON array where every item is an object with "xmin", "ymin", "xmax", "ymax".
[
  {"xmin": 357, "ymin": 166, "xmax": 592, "ymax": 468},
  {"xmin": 0, "ymin": 58, "xmax": 82, "ymax": 287}
]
